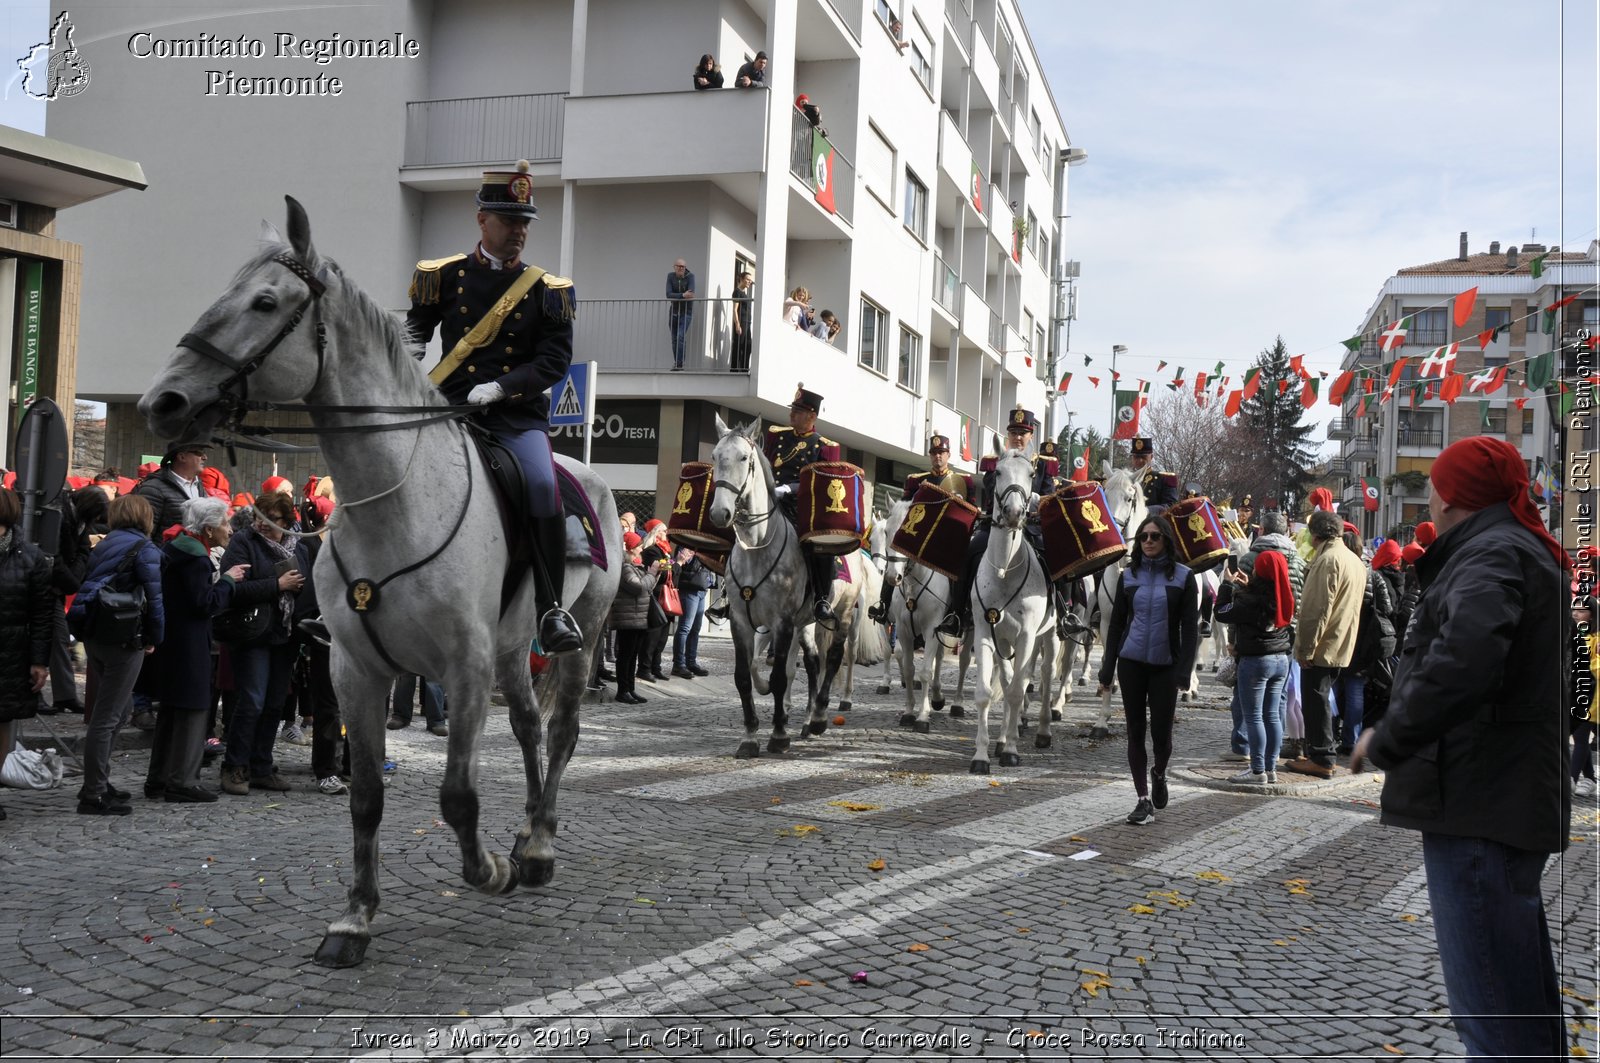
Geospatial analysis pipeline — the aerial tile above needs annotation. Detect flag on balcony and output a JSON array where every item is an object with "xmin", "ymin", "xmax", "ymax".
[
  {"xmin": 970, "ymin": 161, "xmax": 984, "ymax": 213},
  {"xmin": 1379, "ymin": 317, "xmax": 1411, "ymax": 353},
  {"xmin": 1452, "ymin": 287, "xmax": 1478, "ymax": 328},
  {"xmin": 1361, "ymin": 478, "xmax": 1380, "ymax": 512},
  {"xmin": 959, "ymin": 416, "xmax": 974, "ymax": 462},
  {"xmin": 1112, "ymin": 388, "xmax": 1145, "ymax": 439},
  {"xmin": 811, "ymin": 130, "xmax": 837, "ymax": 214}
]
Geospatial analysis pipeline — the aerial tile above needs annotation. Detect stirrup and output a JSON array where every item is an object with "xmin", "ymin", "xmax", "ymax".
[
  {"xmin": 813, "ymin": 599, "xmax": 837, "ymax": 629},
  {"xmin": 867, "ymin": 601, "xmax": 889, "ymax": 623},
  {"xmin": 537, "ymin": 607, "xmax": 584, "ymax": 656},
  {"xmin": 934, "ymin": 613, "xmax": 964, "ymax": 650}
]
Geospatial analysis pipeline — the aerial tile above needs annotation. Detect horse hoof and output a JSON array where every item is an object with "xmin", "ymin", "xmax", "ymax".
[
  {"xmin": 1051, "ymin": 709, "xmax": 1063, "ymax": 722},
  {"xmin": 930, "ymin": 698, "xmax": 944, "ymax": 711},
  {"xmin": 949, "ymin": 705, "xmax": 966, "ymax": 718},
  {"xmin": 838, "ymin": 700, "xmax": 851, "ymax": 713},
  {"xmin": 999, "ymin": 750, "xmax": 1022, "ymax": 768},
  {"xmin": 913, "ymin": 720, "xmax": 930, "ymax": 735},
  {"xmin": 1034, "ymin": 733, "xmax": 1052, "ymax": 749},
  {"xmin": 1076, "ymin": 677, "xmax": 1086, "ymax": 686},
  {"xmin": 313, "ymin": 932, "xmax": 369, "ymax": 969},
  {"xmin": 735, "ymin": 741, "xmax": 761, "ymax": 759},
  {"xmin": 898, "ymin": 712, "xmax": 916, "ymax": 728},
  {"xmin": 1026, "ymin": 683, "xmax": 1035, "ymax": 696},
  {"xmin": 992, "ymin": 741, "xmax": 1003, "ymax": 759},
  {"xmin": 969, "ymin": 760, "xmax": 989, "ymax": 775},
  {"xmin": 806, "ymin": 721, "xmax": 827, "ymax": 736},
  {"xmin": 1091, "ymin": 725, "xmax": 1110, "ymax": 739},
  {"xmin": 768, "ymin": 736, "xmax": 791, "ymax": 754},
  {"xmin": 876, "ymin": 684, "xmax": 891, "ymax": 695},
  {"xmin": 514, "ymin": 854, "xmax": 555, "ymax": 889}
]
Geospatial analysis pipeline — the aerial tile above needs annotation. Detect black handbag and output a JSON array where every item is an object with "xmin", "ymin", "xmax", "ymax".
[
  {"xmin": 212, "ymin": 601, "xmax": 271, "ymax": 644},
  {"xmin": 81, "ymin": 545, "xmax": 146, "ymax": 649}
]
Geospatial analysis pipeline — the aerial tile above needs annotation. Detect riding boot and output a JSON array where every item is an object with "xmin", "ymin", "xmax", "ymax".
[
  {"xmin": 808, "ymin": 551, "xmax": 837, "ymax": 624},
  {"xmin": 867, "ymin": 571, "xmax": 895, "ymax": 623},
  {"xmin": 531, "ymin": 514, "xmax": 583, "ymax": 655},
  {"xmin": 937, "ymin": 525, "xmax": 986, "ymax": 638},
  {"xmin": 1053, "ymin": 578, "xmax": 1087, "ymax": 639}
]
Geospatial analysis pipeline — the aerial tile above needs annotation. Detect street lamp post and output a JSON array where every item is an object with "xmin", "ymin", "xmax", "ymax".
[
  {"xmin": 1044, "ymin": 145, "xmax": 1088, "ymax": 441},
  {"xmin": 1107, "ymin": 343, "xmax": 1127, "ymax": 466}
]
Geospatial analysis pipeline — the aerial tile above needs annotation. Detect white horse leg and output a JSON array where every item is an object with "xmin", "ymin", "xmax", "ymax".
[
  {"xmin": 896, "ymin": 608, "xmax": 920, "ymax": 728},
  {"xmin": 1035, "ymin": 634, "xmax": 1056, "ymax": 751},
  {"xmin": 951, "ymin": 636, "xmax": 972, "ymax": 718},
  {"xmin": 504, "ymin": 642, "xmax": 564, "ymax": 887},
  {"xmin": 970, "ymin": 631, "xmax": 997, "ymax": 774},
  {"xmin": 437, "ymin": 660, "xmax": 518, "ymax": 900},
  {"xmin": 731, "ymin": 626, "xmax": 762, "ymax": 758},
  {"xmin": 313, "ymin": 648, "xmax": 393, "ymax": 968},
  {"xmin": 768, "ymin": 621, "xmax": 799, "ymax": 753}
]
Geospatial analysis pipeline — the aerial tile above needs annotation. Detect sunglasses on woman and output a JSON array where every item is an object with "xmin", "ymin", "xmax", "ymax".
[{"xmin": 1137, "ymin": 532, "xmax": 1166, "ymax": 542}]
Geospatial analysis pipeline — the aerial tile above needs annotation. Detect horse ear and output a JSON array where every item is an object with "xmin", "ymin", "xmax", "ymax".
[
  {"xmin": 1101, "ymin": 458, "xmax": 1112, "ymax": 479},
  {"xmin": 259, "ymin": 219, "xmax": 285, "ymax": 246},
  {"xmin": 991, "ymin": 433, "xmax": 1004, "ymax": 457},
  {"xmin": 714, "ymin": 413, "xmax": 730, "ymax": 438},
  {"xmin": 284, "ymin": 195, "xmax": 317, "ymax": 264},
  {"xmin": 741, "ymin": 419, "xmax": 761, "ymax": 443}
]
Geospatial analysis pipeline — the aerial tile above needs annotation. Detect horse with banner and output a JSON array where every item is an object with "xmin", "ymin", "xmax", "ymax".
[
  {"xmin": 876, "ymin": 498, "xmax": 961, "ymax": 733},
  {"xmin": 137, "ymin": 199, "xmax": 622, "ymax": 968},
  {"xmin": 706, "ymin": 416, "xmax": 864, "ymax": 756},
  {"xmin": 1086, "ymin": 465, "xmax": 1147, "ymax": 734}
]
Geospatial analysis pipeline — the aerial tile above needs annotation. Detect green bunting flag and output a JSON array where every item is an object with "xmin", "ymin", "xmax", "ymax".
[
  {"xmin": 1525, "ymin": 350, "xmax": 1555, "ymax": 391},
  {"xmin": 1342, "ymin": 336, "xmax": 1363, "ymax": 353},
  {"xmin": 1530, "ymin": 253, "xmax": 1548, "ymax": 279}
]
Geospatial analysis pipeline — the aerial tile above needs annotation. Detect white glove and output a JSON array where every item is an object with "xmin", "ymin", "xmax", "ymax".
[
  {"xmin": 774, "ymin": 484, "xmax": 795, "ymax": 499},
  {"xmin": 467, "ymin": 381, "xmax": 505, "ymax": 405}
]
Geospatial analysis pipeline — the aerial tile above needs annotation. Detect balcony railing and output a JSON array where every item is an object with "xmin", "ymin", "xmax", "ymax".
[
  {"xmin": 789, "ymin": 109, "xmax": 855, "ymax": 225},
  {"xmin": 1396, "ymin": 427, "xmax": 1444, "ymax": 448},
  {"xmin": 933, "ymin": 251, "xmax": 959, "ymax": 314},
  {"xmin": 987, "ymin": 306, "xmax": 1003, "ymax": 351},
  {"xmin": 572, "ymin": 298, "xmax": 745, "ymax": 374},
  {"xmin": 403, "ymin": 92, "xmax": 565, "ymax": 167},
  {"xmin": 1327, "ymin": 418, "xmax": 1352, "ymax": 440},
  {"xmin": 1347, "ymin": 436, "xmax": 1379, "ymax": 459}
]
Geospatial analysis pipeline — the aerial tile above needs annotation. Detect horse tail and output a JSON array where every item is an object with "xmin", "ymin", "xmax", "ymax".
[{"xmin": 853, "ymin": 606, "xmax": 889, "ymax": 665}]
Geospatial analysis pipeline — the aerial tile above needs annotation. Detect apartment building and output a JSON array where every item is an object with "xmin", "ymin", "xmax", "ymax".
[
  {"xmin": 48, "ymin": 0, "xmax": 1075, "ymax": 513},
  {"xmin": 1332, "ymin": 234, "xmax": 1598, "ymax": 541}
]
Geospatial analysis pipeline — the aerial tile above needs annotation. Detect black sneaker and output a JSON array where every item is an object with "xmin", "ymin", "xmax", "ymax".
[
  {"xmin": 103, "ymin": 784, "xmax": 131, "ymax": 802},
  {"xmin": 1151, "ymin": 775, "xmax": 1169, "ymax": 810},
  {"xmin": 1126, "ymin": 798, "xmax": 1155, "ymax": 826},
  {"xmin": 77, "ymin": 796, "xmax": 131, "ymax": 816}
]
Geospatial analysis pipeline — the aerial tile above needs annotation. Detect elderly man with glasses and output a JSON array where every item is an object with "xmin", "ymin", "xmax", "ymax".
[{"xmin": 666, "ymin": 259, "xmax": 696, "ymax": 370}]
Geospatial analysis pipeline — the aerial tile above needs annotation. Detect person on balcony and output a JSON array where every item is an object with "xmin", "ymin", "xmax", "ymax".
[
  {"xmin": 665, "ymin": 258, "xmax": 695, "ymax": 371},
  {"xmin": 692, "ymin": 54, "xmax": 724, "ymax": 90},
  {"xmin": 783, "ymin": 286, "xmax": 812, "ymax": 331},
  {"xmin": 735, "ymin": 51, "xmax": 767, "ymax": 88},
  {"xmin": 730, "ymin": 271, "xmax": 754, "ymax": 373},
  {"xmin": 795, "ymin": 94, "xmax": 827, "ymax": 137},
  {"xmin": 809, "ymin": 309, "xmax": 840, "ymax": 346}
]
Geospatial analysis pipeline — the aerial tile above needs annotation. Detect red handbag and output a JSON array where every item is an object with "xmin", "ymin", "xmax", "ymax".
[{"xmin": 657, "ymin": 570, "xmax": 684, "ymax": 617}]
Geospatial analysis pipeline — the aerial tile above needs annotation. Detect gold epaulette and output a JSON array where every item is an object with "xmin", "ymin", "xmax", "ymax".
[
  {"xmin": 407, "ymin": 253, "xmax": 467, "ymax": 305},
  {"xmin": 542, "ymin": 272, "xmax": 575, "ymax": 322},
  {"xmin": 820, "ymin": 436, "xmax": 837, "ymax": 446},
  {"xmin": 768, "ymin": 425, "xmax": 792, "ymax": 435}
]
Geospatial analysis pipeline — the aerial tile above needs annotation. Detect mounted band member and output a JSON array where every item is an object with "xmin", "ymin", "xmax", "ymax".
[
  {"xmin": 937, "ymin": 406, "xmax": 1083, "ymax": 640},
  {"xmin": 765, "ymin": 385, "xmax": 843, "ymax": 623},
  {"xmin": 867, "ymin": 433, "xmax": 973, "ymax": 623},
  {"xmin": 404, "ymin": 160, "xmax": 581, "ymax": 654},
  {"xmin": 1126, "ymin": 436, "xmax": 1180, "ymax": 513}
]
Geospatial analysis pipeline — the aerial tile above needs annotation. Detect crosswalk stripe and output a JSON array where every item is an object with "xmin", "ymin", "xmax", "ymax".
[
  {"xmin": 614, "ymin": 758, "xmax": 859, "ymax": 801},
  {"xmin": 1131, "ymin": 799, "xmax": 1369, "ymax": 880},
  {"xmin": 773, "ymin": 768, "xmax": 1057, "ymax": 818},
  {"xmin": 940, "ymin": 779, "xmax": 1205, "ymax": 848}
]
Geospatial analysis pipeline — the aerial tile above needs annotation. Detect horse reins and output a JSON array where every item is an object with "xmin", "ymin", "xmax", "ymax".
[{"xmin": 717, "ymin": 443, "xmax": 798, "ymax": 624}]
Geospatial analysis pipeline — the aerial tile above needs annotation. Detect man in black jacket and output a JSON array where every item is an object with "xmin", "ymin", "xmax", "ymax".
[
  {"xmin": 134, "ymin": 442, "xmax": 208, "ymax": 533},
  {"xmin": 1352, "ymin": 436, "xmax": 1569, "ymax": 1060}
]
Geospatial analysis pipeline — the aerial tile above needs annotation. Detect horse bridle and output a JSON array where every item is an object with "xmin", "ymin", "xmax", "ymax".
[
  {"xmin": 176, "ymin": 252, "xmax": 470, "ymax": 455},
  {"xmin": 713, "ymin": 442, "xmax": 775, "ymax": 526}
]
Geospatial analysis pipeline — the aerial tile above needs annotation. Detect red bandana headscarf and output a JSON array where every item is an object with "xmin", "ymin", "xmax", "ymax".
[
  {"xmin": 1252, "ymin": 549, "xmax": 1295, "ymax": 629},
  {"xmin": 1430, "ymin": 436, "xmax": 1570, "ymax": 571},
  {"xmin": 1371, "ymin": 539, "xmax": 1402, "ymax": 571},
  {"xmin": 1401, "ymin": 541, "xmax": 1427, "ymax": 566},
  {"xmin": 1307, "ymin": 487, "xmax": 1335, "ymax": 512},
  {"xmin": 1413, "ymin": 521, "xmax": 1436, "ymax": 546}
]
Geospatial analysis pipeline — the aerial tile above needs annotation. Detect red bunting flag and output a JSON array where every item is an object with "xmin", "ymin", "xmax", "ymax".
[
  {"xmin": 1548, "ymin": 294, "xmax": 1579, "ymax": 313},
  {"xmin": 1477, "ymin": 328, "xmax": 1496, "ymax": 350},
  {"xmin": 1364, "ymin": 376, "xmax": 1376, "ymax": 394},
  {"xmin": 1439, "ymin": 372, "xmax": 1464, "ymax": 403},
  {"xmin": 1224, "ymin": 389, "xmax": 1243, "ymax": 418},
  {"xmin": 1328, "ymin": 370, "xmax": 1355, "ymax": 406},
  {"xmin": 1513, "ymin": 397, "xmax": 1529, "ymax": 410},
  {"xmin": 1289, "ymin": 354, "xmax": 1305, "ymax": 378},
  {"xmin": 1387, "ymin": 358, "xmax": 1410, "ymax": 389},
  {"xmin": 1380, "ymin": 317, "xmax": 1411, "ymax": 352},
  {"xmin": 1242, "ymin": 368, "xmax": 1262, "ymax": 400},
  {"xmin": 1059, "ymin": 372, "xmax": 1072, "ymax": 392},
  {"xmin": 1419, "ymin": 343, "xmax": 1459, "ymax": 379},
  {"xmin": 1467, "ymin": 366, "xmax": 1507, "ymax": 394},
  {"xmin": 1194, "ymin": 371, "xmax": 1208, "ymax": 399},
  {"xmin": 1278, "ymin": 379, "xmax": 1291, "ymax": 395},
  {"xmin": 1452, "ymin": 287, "xmax": 1478, "ymax": 328},
  {"xmin": 1300, "ymin": 378, "xmax": 1319, "ymax": 409},
  {"xmin": 1357, "ymin": 395, "xmax": 1369, "ymax": 418},
  {"xmin": 1087, "ymin": 376, "xmax": 1101, "ymax": 388}
]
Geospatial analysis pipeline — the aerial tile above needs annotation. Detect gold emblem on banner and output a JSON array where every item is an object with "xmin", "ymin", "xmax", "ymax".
[
  {"xmin": 1187, "ymin": 512, "xmax": 1207, "ymax": 541},
  {"xmin": 672, "ymin": 481, "xmax": 693, "ymax": 515},
  {"xmin": 1080, "ymin": 500, "xmax": 1109, "ymax": 534},
  {"xmin": 902, "ymin": 503, "xmax": 927, "ymax": 537},
  {"xmin": 825, "ymin": 478, "xmax": 849, "ymax": 513}
]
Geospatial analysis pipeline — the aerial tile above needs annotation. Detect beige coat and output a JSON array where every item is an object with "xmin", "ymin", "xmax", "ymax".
[{"xmin": 1293, "ymin": 537, "xmax": 1367, "ymax": 668}]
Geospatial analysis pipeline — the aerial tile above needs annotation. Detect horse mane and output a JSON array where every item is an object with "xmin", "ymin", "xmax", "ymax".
[{"xmin": 239, "ymin": 243, "xmax": 441, "ymax": 409}]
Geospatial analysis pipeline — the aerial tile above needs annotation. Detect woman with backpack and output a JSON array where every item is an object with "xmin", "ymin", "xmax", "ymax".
[{"xmin": 67, "ymin": 494, "xmax": 165, "ymax": 815}]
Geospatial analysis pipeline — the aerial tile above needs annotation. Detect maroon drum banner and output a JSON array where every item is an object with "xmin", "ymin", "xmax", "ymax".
[
  {"xmin": 1166, "ymin": 496, "xmax": 1230, "ymax": 573},
  {"xmin": 667, "ymin": 462, "xmax": 735, "ymax": 552},
  {"xmin": 799, "ymin": 461, "xmax": 867, "ymax": 555},
  {"xmin": 891, "ymin": 481, "xmax": 980, "ymax": 580},
  {"xmin": 1039, "ymin": 482, "xmax": 1128, "ymax": 581}
]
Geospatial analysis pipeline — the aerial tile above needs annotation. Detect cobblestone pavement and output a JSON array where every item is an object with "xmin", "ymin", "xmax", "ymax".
[{"xmin": 2, "ymin": 625, "xmax": 1596, "ymax": 1061}]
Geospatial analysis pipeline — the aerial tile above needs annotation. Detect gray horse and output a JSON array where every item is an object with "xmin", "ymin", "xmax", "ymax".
[
  {"xmin": 708, "ymin": 415, "xmax": 863, "ymax": 756},
  {"xmin": 137, "ymin": 198, "xmax": 621, "ymax": 968}
]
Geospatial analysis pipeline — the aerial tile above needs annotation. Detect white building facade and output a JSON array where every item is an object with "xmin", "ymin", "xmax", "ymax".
[{"xmin": 49, "ymin": 0, "xmax": 1076, "ymax": 513}]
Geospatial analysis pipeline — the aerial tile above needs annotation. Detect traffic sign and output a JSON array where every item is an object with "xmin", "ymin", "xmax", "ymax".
[{"xmin": 549, "ymin": 361, "xmax": 594, "ymax": 427}]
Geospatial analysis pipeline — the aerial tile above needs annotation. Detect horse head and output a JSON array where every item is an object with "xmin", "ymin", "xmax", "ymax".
[
  {"xmin": 990, "ymin": 448, "xmax": 1034, "ymax": 531},
  {"xmin": 139, "ymin": 196, "xmax": 336, "ymax": 442},
  {"xmin": 1102, "ymin": 467, "xmax": 1143, "ymax": 537},
  {"xmin": 708, "ymin": 414, "xmax": 766, "ymax": 529},
  {"xmin": 876, "ymin": 499, "xmax": 911, "ymax": 583}
]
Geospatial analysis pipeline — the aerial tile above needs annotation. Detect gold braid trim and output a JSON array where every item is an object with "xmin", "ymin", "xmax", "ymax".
[
  {"xmin": 544, "ymin": 275, "xmax": 575, "ymax": 322},
  {"xmin": 407, "ymin": 254, "xmax": 467, "ymax": 305}
]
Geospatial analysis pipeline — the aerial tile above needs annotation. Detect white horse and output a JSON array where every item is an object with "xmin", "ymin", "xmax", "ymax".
[
  {"xmin": 827, "ymin": 546, "xmax": 886, "ymax": 714},
  {"xmin": 708, "ymin": 416, "xmax": 864, "ymax": 755},
  {"xmin": 876, "ymin": 500, "xmax": 961, "ymax": 733},
  {"xmin": 968, "ymin": 448, "xmax": 1056, "ymax": 773},
  {"xmin": 138, "ymin": 199, "xmax": 622, "ymax": 968},
  {"xmin": 1087, "ymin": 466, "xmax": 1147, "ymax": 735}
]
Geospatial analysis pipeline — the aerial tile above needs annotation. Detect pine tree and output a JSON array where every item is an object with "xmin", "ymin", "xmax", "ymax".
[
  {"xmin": 1233, "ymin": 336, "xmax": 1317, "ymax": 513},
  {"xmin": 1057, "ymin": 424, "xmax": 1112, "ymax": 478}
]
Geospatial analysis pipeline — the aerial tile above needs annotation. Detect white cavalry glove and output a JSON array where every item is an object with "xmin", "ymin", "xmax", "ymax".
[
  {"xmin": 774, "ymin": 483, "xmax": 795, "ymax": 499},
  {"xmin": 467, "ymin": 381, "xmax": 505, "ymax": 405}
]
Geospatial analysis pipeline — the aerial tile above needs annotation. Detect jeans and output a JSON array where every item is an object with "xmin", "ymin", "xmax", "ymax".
[
  {"xmin": 669, "ymin": 311, "xmax": 692, "ymax": 368},
  {"xmin": 226, "ymin": 642, "xmax": 295, "ymax": 776},
  {"xmin": 80, "ymin": 642, "xmax": 144, "ymax": 801},
  {"xmin": 1300, "ymin": 663, "xmax": 1339, "ymax": 763},
  {"xmin": 1421, "ymin": 833, "xmax": 1563, "ymax": 1060},
  {"xmin": 1228, "ymin": 680, "xmax": 1247, "ymax": 755},
  {"xmin": 1572, "ymin": 719, "xmax": 1598, "ymax": 783},
  {"xmin": 674, "ymin": 589, "xmax": 707, "ymax": 669},
  {"xmin": 392, "ymin": 674, "xmax": 446, "ymax": 727},
  {"xmin": 1335, "ymin": 669, "xmax": 1366, "ymax": 749},
  {"xmin": 1237, "ymin": 653, "xmax": 1289, "ymax": 774}
]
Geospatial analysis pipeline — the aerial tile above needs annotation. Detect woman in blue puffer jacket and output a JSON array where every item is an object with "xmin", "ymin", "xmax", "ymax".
[{"xmin": 67, "ymin": 494, "xmax": 165, "ymax": 815}]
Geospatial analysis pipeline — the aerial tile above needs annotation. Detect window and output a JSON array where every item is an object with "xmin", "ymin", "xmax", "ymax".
[
  {"xmin": 1522, "ymin": 410, "xmax": 1534, "ymax": 435},
  {"xmin": 1038, "ymin": 232, "xmax": 1050, "ymax": 272},
  {"xmin": 1485, "ymin": 307, "xmax": 1512, "ymax": 332},
  {"xmin": 859, "ymin": 298, "xmax": 888, "ymax": 375},
  {"xmin": 1410, "ymin": 308, "xmax": 1447, "ymax": 345},
  {"xmin": 1484, "ymin": 407, "xmax": 1508, "ymax": 435},
  {"xmin": 1023, "ymin": 311, "xmax": 1035, "ymax": 353},
  {"xmin": 909, "ymin": 37, "xmax": 932, "ymax": 88},
  {"xmin": 874, "ymin": 0, "xmax": 895, "ymax": 26},
  {"xmin": 1026, "ymin": 209, "xmax": 1038, "ymax": 257},
  {"xmin": 903, "ymin": 168, "xmax": 928, "ymax": 240},
  {"xmin": 897, "ymin": 325, "xmax": 922, "ymax": 391},
  {"xmin": 862, "ymin": 124, "xmax": 895, "ymax": 211},
  {"xmin": 1035, "ymin": 323, "xmax": 1046, "ymax": 365}
]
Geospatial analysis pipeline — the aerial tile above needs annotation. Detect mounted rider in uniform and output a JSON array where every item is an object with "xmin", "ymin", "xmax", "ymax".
[
  {"xmin": 404, "ymin": 160, "xmax": 582, "ymax": 654},
  {"xmin": 867, "ymin": 433, "xmax": 973, "ymax": 623},
  {"xmin": 1127, "ymin": 436, "xmax": 1180, "ymax": 514},
  {"xmin": 765, "ymin": 385, "xmax": 843, "ymax": 624},
  {"xmin": 936, "ymin": 407, "xmax": 1085, "ymax": 641}
]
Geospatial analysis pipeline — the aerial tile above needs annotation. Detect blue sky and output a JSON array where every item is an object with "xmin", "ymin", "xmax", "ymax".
[
  {"xmin": 1020, "ymin": 0, "xmax": 1597, "ymax": 446},
  {"xmin": 0, "ymin": 0, "xmax": 45, "ymax": 132}
]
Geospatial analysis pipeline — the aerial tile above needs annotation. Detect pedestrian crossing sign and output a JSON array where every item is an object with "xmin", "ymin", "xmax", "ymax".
[{"xmin": 548, "ymin": 362, "xmax": 593, "ymax": 427}]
